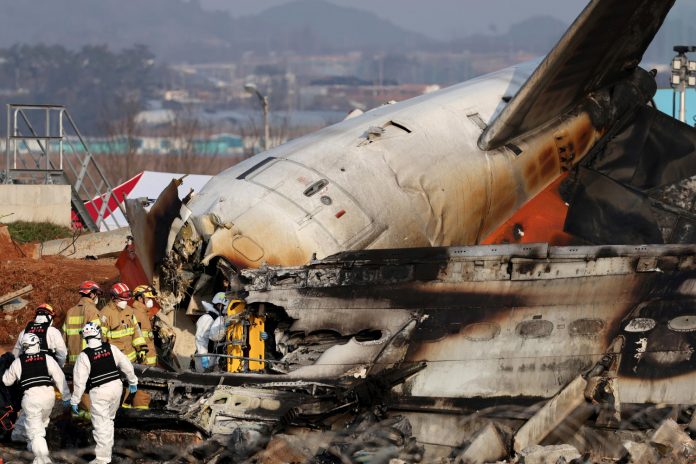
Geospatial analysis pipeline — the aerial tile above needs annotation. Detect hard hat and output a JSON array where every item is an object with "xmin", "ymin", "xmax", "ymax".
[
  {"xmin": 20, "ymin": 333, "xmax": 41, "ymax": 350},
  {"xmin": 81, "ymin": 322, "xmax": 101, "ymax": 340},
  {"xmin": 79, "ymin": 280, "xmax": 101, "ymax": 296},
  {"xmin": 211, "ymin": 292, "xmax": 228, "ymax": 306},
  {"xmin": 110, "ymin": 283, "xmax": 131, "ymax": 301},
  {"xmin": 133, "ymin": 284, "xmax": 157, "ymax": 299},
  {"xmin": 35, "ymin": 303, "xmax": 55, "ymax": 317}
]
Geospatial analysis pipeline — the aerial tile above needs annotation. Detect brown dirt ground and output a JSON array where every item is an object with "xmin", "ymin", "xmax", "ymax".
[{"xmin": 0, "ymin": 226, "xmax": 119, "ymax": 346}]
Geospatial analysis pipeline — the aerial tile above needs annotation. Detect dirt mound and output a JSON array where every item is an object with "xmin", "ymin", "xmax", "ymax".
[
  {"xmin": 0, "ymin": 255, "xmax": 119, "ymax": 345},
  {"xmin": 0, "ymin": 225, "xmax": 36, "ymax": 259}
]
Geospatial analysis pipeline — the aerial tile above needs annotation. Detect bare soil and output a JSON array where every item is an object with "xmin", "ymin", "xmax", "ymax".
[{"xmin": 0, "ymin": 251, "xmax": 118, "ymax": 345}]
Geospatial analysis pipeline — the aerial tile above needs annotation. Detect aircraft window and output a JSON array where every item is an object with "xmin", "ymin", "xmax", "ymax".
[
  {"xmin": 624, "ymin": 318, "xmax": 656, "ymax": 333},
  {"xmin": 461, "ymin": 322, "xmax": 500, "ymax": 341},
  {"xmin": 354, "ymin": 329, "xmax": 383, "ymax": 342},
  {"xmin": 303, "ymin": 179, "xmax": 328, "ymax": 197},
  {"xmin": 569, "ymin": 318, "xmax": 605, "ymax": 336},
  {"xmin": 668, "ymin": 315, "xmax": 696, "ymax": 332},
  {"xmin": 516, "ymin": 320, "xmax": 553, "ymax": 339}
]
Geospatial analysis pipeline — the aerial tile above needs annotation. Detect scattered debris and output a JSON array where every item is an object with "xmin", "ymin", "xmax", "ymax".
[
  {"xmin": 623, "ymin": 440, "xmax": 659, "ymax": 464},
  {"xmin": 0, "ymin": 284, "xmax": 33, "ymax": 307},
  {"xmin": 252, "ymin": 434, "xmax": 319, "ymax": 464},
  {"xmin": 514, "ymin": 376, "xmax": 589, "ymax": 453},
  {"xmin": 455, "ymin": 422, "xmax": 508, "ymax": 464},
  {"xmin": 1, "ymin": 297, "xmax": 28, "ymax": 312},
  {"xmin": 649, "ymin": 419, "xmax": 696, "ymax": 463},
  {"xmin": 518, "ymin": 444, "xmax": 581, "ymax": 464}
]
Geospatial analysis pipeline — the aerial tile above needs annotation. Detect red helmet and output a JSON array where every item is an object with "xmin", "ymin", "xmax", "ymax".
[
  {"xmin": 79, "ymin": 280, "xmax": 101, "ymax": 296},
  {"xmin": 35, "ymin": 303, "xmax": 55, "ymax": 317},
  {"xmin": 110, "ymin": 283, "xmax": 131, "ymax": 301}
]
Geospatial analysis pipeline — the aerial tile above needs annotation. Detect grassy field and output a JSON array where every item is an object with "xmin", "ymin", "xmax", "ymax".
[{"xmin": 5, "ymin": 221, "xmax": 73, "ymax": 243}]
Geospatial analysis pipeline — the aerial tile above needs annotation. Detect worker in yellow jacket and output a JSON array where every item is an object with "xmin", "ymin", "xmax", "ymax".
[
  {"xmin": 62, "ymin": 281, "xmax": 102, "ymax": 366},
  {"xmin": 131, "ymin": 285, "xmax": 158, "ymax": 366}
]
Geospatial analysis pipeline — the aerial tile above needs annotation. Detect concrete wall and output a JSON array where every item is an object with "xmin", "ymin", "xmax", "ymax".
[{"xmin": 0, "ymin": 185, "xmax": 71, "ymax": 227}]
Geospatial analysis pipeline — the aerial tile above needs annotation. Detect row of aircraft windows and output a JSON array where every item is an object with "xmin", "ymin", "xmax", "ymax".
[{"xmin": 460, "ymin": 316, "xmax": 696, "ymax": 341}]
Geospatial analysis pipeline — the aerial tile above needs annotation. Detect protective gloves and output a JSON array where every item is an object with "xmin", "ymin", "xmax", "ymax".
[
  {"xmin": 62, "ymin": 399, "xmax": 70, "ymax": 408},
  {"xmin": 201, "ymin": 356, "xmax": 210, "ymax": 369},
  {"xmin": 259, "ymin": 331, "xmax": 269, "ymax": 341},
  {"xmin": 129, "ymin": 384, "xmax": 138, "ymax": 394},
  {"xmin": 71, "ymin": 404, "xmax": 79, "ymax": 415}
]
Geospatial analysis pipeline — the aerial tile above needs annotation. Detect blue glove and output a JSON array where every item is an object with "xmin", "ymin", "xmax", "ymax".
[
  {"xmin": 259, "ymin": 331, "xmax": 269, "ymax": 341},
  {"xmin": 71, "ymin": 404, "xmax": 79, "ymax": 415},
  {"xmin": 201, "ymin": 357, "xmax": 209, "ymax": 369},
  {"xmin": 62, "ymin": 399, "xmax": 70, "ymax": 408},
  {"xmin": 129, "ymin": 384, "xmax": 137, "ymax": 394}
]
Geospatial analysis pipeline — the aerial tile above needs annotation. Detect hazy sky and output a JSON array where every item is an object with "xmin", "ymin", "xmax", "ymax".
[{"xmin": 201, "ymin": 0, "xmax": 589, "ymax": 40}]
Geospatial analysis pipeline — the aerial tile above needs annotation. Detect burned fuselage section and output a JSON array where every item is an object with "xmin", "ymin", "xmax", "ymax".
[
  {"xmin": 130, "ymin": 243, "xmax": 696, "ymax": 460},
  {"xmin": 238, "ymin": 244, "xmax": 696, "ymax": 405}
]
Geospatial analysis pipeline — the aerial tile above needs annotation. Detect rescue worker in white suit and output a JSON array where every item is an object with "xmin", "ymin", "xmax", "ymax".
[
  {"xmin": 71, "ymin": 322, "xmax": 138, "ymax": 464},
  {"xmin": 194, "ymin": 292, "xmax": 228, "ymax": 372},
  {"xmin": 2, "ymin": 333, "xmax": 71, "ymax": 464},
  {"xmin": 13, "ymin": 304, "xmax": 68, "ymax": 368}
]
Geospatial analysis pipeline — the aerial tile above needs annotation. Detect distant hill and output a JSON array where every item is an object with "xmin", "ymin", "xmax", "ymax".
[
  {"xmin": 250, "ymin": 0, "xmax": 429, "ymax": 50},
  {"xmin": 2, "ymin": 0, "xmax": 685, "ymax": 67},
  {"xmin": 0, "ymin": 0, "xmax": 432, "ymax": 62},
  {"xmin": 444, "ymin": 15, "xmax": 567, "ymax": 55}
]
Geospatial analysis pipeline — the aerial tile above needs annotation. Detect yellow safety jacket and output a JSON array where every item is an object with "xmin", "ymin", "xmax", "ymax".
[
  {"xmin": 100, "ymin": 302, "xmax": 147, "ymax": 362},
  {"xmin": 62, "ymin": 297, "xmax": 101, "ymax": 365},
  {"xmin": 131, "ymin": 300, "xmax": 157, "ymax": 366}
]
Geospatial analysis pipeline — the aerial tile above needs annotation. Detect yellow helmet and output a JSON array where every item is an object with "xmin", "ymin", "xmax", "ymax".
[{"xmin": 133, "ymin": 284, "xmax": 157, "ymax": 300}]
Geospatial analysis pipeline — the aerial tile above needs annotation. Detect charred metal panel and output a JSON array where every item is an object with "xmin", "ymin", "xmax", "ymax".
[
  {"xmin": 240, "ymin": 244, "xmax": 696, "ymax": 402},
  {"xmin": 565, "ymin": 107, "xmax": 696, "ymax": 245}
]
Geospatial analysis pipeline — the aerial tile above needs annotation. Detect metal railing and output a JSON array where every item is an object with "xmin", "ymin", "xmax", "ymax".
[{"xmin": 2, "ymin": 104, "xmax": 126, "ymax": 232}]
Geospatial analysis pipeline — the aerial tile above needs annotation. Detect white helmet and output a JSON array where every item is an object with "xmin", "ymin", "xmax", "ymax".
[
  {"xmin": 81, "ymin": 322, "xmax": 101, "ymax": 340},
  {"xmin": 20, "ymin": 333, "xmax": 41, "ymax": 353},
  {"xmin": 211, "ymin": 292, "xmax": 228, "ymax": 307}
]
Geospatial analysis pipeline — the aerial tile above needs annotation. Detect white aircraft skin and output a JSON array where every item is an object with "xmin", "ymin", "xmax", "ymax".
[
  {"xmin": 181, "ymin": 60, "xmax": 602, "ymax": 271},
  {"xmin": 127, "ymin": 1, "xmax": 676, "ymax": 396}
]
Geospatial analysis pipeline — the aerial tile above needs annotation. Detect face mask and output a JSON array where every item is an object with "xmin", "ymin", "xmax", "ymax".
[
  {"xmin": 86, "ymin": 338, "xmax": 102, "ymax": 349},
  {"xmin": 116, "ymin": 300, "xmax": 127, "ymax": 310},
  {"xmin": 145, "ymin": 299, "xmax": 154, "ymax": 309},
  {"xmin": 93, "ymin": 296, "xmax": 100, "ymax": 305},
  {"xmin": 35, "ymin": 315, "xmax": 48, "ymax": 324}
]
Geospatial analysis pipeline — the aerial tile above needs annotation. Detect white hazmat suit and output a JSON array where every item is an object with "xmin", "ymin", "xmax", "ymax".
[
  {"xmin": 13, "ymin": 317, "xmax": 68, "ymax": 368},
  {"xmin": 195, "ymin": 294, "xmax": 228, "ymax": 372},
  {"xmin": 71, "ymin": 338, "xmax": 138, "ymax": 464},
  {"xmin": 3, "ymin": 341, "xmax": 70, "ymax": 464}
]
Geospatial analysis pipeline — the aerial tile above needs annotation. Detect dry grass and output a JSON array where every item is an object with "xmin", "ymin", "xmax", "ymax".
[{"xmin": 5, "ymin": 221, "xmax": 73, "ymax": 243}]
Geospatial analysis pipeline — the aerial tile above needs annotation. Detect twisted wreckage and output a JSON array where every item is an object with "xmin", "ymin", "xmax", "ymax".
[{"xmin": 123, "ymin": 0, "xmax": 696, "ymax": 460}]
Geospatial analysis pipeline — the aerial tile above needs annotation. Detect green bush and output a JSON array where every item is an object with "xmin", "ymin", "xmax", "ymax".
[{"xmin": 6, "ymin": 221, "xmax": 73, "ymax": 243}]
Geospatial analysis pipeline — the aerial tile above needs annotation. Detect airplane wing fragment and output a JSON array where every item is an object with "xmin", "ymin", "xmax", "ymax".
[{"xmin": 479, "ymin": 0, "xmax": 676, "ymax": 151}]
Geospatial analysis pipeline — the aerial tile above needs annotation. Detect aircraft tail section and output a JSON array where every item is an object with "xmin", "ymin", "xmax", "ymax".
[{"xmin": 479, "ymin": 0, "xmax": 675, "ymax": 151}]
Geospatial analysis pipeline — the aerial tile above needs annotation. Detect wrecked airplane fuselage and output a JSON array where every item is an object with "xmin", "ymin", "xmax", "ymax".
[
  {"xmin": 125, "ymin": 0, "xmax": 694, "ymax": 376},
  {"xmin": 120, "ymin": 0, "xmax": 696, "ymax": 459},
  {"xmin": 130, "ymin": 243, "xmax": 696, "ymax": 459}
]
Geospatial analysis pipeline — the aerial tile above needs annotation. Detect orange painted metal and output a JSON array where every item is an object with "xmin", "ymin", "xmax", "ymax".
[{"xmin": 482, "ymin": 174, "xmax": 578, "ymax": 246}]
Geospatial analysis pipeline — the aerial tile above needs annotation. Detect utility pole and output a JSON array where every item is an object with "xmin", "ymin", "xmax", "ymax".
[
  {"xmin": 245, "ymin": 83, "xmax": 270, "ymax": 151},
  {"xmin": 671, "ymin": 46, "xmax": 696, "ymax": 123}
]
